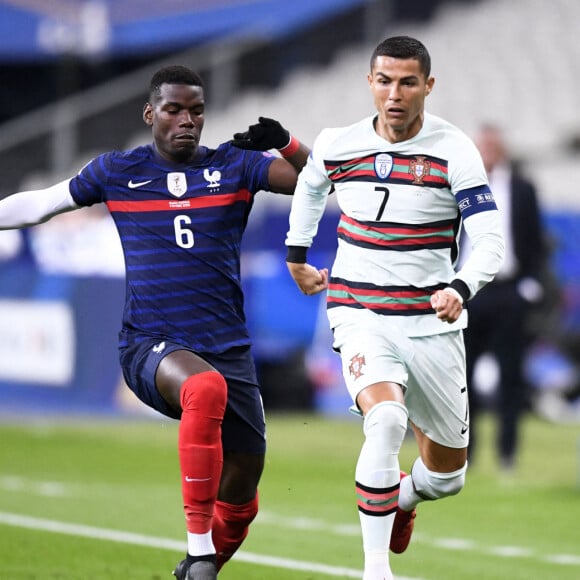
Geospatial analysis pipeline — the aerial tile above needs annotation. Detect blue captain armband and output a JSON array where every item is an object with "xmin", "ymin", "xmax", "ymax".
[{"xmin": 455, "ymin": 185, "xmax": 497, "ymax": 219}]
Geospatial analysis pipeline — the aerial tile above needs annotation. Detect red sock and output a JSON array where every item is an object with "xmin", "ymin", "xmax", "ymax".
[
  {"xmin": 179, "ymin": 371, "xmax": 227, "ymax": 534},
  {"xmin": 213, "ymin": 494, "xmax": 259, "ymax": 570}
]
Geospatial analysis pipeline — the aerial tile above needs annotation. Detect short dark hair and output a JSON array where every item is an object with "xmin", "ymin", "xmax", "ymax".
[
  {"xmin": 370, "ymin": 36, "xmax": 431, "ymax": 78},
  {"xmin": 148, "ymin": 65, "xmax": 204, "ymax": 101}
]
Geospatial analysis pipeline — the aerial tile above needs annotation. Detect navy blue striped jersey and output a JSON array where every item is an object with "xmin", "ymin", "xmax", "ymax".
[{"xmin": 69, "ymin": 143, "xmax": 276, "ymax": 353}]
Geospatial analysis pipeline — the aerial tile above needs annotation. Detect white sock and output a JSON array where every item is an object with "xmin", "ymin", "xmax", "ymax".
[
  {"xmin": 355, "ymin": 401, "xmax": 408, "ymax": 580},
  {"xmin": 187, "ymin": 530, "xmax": 215, "ymax": 556},
  {"xmin": 363, "ymin": 552, "xmax": 394, "ymax": 580}
]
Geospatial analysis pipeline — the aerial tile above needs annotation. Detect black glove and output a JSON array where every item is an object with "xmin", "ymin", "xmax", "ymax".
[{"xmin": 231, "ymin": 116, "xmax": 290, "ymax": 151}]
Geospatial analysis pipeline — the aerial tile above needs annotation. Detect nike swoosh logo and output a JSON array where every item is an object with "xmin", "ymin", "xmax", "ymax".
[
  {"xmin": 366, "ymin": 499, "xmax": 389, "ymax": 506},
  {"xmin": 185, "ymin": 476, "xmax": 211, "ymax": 482},
  {"xmin": 128, "ymin": 179, "xmax": 153, "ymax": 189}
]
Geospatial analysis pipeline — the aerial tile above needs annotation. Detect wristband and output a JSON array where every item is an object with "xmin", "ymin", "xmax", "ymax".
[
  {"xmin": 447, "ymin": 279, "xmax": 470, "ymax": 303},
  {"xmin": 286, "ymin": 245, "xmax": 308, "ymax": 263},
  {"xmin": 279, "ymin": 135, "xmax": 300, "ymax": 158}
]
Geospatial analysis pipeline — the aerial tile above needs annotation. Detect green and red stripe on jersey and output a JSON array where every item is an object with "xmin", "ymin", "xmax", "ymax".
[
  {"xmin": 356, "ymin": 480, "xmax": 399, "ymax": 517},
  {"xmin": 338, "ymin": 214, "xmax": 456, "ymax": 251},
  {"xmin": 325, "ymin": 152, "xmax": 449, "ymax": 187},
  {"xmin": 327, "ymin": 277, "xmax": 447, "ymax": 315}
]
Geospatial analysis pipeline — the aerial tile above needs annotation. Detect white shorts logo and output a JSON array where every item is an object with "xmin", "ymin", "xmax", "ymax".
[{"xmin": 348, "ymin": 353, "xmax": 366, "ymax": 379}]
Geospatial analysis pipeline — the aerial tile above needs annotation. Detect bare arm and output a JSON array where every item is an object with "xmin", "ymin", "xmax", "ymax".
[
  {"xmin": 267, "ymin": 146, "xmax": 310, "ymax": 194},
  {"xmin": 0, "ymin": 179, "xmax": 79, "ymax": 229}
]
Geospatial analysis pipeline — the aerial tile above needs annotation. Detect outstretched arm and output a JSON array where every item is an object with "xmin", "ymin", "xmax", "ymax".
[
  {"xmin": 0, "ymin": 179, "xmax": 79, "ymax": 229},
  {"xmin": 231, "ymin": 116, "xmax": 310, "ymax": 193}
]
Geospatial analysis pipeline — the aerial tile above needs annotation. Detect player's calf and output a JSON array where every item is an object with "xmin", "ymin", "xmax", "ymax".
[{"xmin": 213, "ymin": 494, "xmax": 259, "ymax": 570}]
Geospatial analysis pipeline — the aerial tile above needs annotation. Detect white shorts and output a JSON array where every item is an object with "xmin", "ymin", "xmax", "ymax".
[{"xmin": 332, "ymin": 310, "xmax": 469, "ymax": 448}]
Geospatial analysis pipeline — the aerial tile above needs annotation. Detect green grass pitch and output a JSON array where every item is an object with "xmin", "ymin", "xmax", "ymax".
[{"xmin": 0, "ymin": 411, "xmax": 578, "ymax": 579}]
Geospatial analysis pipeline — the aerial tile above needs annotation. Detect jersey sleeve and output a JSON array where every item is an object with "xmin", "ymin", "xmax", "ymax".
[
  {"xmin": 69, "ymin": 152, "xmax": 114, "ymax": 206},
  {"xmin": 449, "ymin": 134, "xmax": 504, "ymax": 298},
  {"xmin": 0, "ymin": 179, "xmax": 77, "ymax": 229},
  {"xmin": 285, "ymin": 129, "xmax": 334, "ymax": 248},
  {"xmin": 449, "ymin": 134, "xmax": 498, "ymax": 217},
  {"xmin": 455, "ymin": 210, "xmax": 505, "ymax": 298},
  {"xmin": 239, "ymin": 148, "xmax": 277, "ymax": 193}
]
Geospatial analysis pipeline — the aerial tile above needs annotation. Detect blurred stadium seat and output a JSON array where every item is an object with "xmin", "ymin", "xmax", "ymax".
[{"xmin": 1, "ymin": 0, "xmax": 580, "ymax": 414}]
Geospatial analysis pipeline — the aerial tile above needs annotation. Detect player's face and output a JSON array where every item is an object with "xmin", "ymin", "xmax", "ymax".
[
  {"xmin": 368, "ymin": 56, "xmax": 434, "ymax": 143},
  {"xmin": 143, "ymin": 83, "xmax": 205, "ymax": 163}
]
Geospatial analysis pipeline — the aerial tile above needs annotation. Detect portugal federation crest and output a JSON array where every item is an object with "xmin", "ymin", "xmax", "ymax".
[
  {"xmin": 167, "ymin": 172, "xmax": 187, "ymax": 197},
  {"xmin": 349, "ymin": 353, "xmax": 366, "ymax": 380},
  {"xmin": 409, "ymin": 156, "xmax": 431, "ymax": 184}
]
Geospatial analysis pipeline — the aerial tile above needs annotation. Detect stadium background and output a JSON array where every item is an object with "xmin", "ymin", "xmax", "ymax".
[{"xmin": 0, "ymin": 0, "xmax": 579, "ymax": 422}]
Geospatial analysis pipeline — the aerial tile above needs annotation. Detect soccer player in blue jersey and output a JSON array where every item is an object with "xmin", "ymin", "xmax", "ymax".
[{"xmin": 0, "ymin": 65, "xmax": 310, "ymax": 580}]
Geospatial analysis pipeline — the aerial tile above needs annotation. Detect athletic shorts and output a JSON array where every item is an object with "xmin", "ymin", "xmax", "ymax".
[
  {"xmin": 119, "ymin": 338, "xmax": 266, "ymax": 454},
  {"xmin": 332, "ymin": 311, "xmax": 469, "ymax": 448}
]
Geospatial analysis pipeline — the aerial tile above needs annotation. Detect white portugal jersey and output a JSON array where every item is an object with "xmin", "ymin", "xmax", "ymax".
[{"xmin": 286, "ymin": 113, "xmax": 504, "ymax": 338}]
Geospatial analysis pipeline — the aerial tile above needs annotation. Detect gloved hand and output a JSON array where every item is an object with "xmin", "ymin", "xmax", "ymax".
[{"xmin": 231, "ymin": 116, "xmax": 290, "ymax": 151}]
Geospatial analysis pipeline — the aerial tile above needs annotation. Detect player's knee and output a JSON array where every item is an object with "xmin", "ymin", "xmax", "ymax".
[
  {"xmin": 411, "ymin": 457, "xmax": 467, "ymax": 501},
  {"xmin": 363, "ymin": 401, "xmax": 408, "ymax": 446},
  {"xmin": 180, "ymin": 371, "xmax": 227, "ymax": 415}
]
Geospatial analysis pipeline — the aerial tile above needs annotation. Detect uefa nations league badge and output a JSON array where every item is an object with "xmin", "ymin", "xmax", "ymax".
[{"xmin": 375, "ymin": 153, "xmax": 393, "ymax": 180}]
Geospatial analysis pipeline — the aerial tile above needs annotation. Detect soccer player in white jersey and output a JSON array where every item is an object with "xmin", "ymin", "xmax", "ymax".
[{"xmin": 285, "ymin": 36, "xmax": 504, "ymax": 580}]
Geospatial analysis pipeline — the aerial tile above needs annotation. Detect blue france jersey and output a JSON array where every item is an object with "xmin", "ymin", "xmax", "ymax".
[{"xmin": 69, "ymin": 143, "xmax": 276, "ymax": 353}]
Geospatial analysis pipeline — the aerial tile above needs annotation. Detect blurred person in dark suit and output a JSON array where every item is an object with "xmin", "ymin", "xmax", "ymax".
[{"xmin": 460, "ymin": 124, "xmax": 548, "ymax": 471}]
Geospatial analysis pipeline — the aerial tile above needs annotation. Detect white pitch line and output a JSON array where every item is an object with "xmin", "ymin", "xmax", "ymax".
[
  {"xmin": 0, "ymin": 511, "xmax": 422, "ymax": 580},
  {"xmin": 256, "ymin": 511, "xmax": 580, "ymax": 567},
  {"xmin": 2, "ymin": 471, "xmax": 580, "ymax": 571}
]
